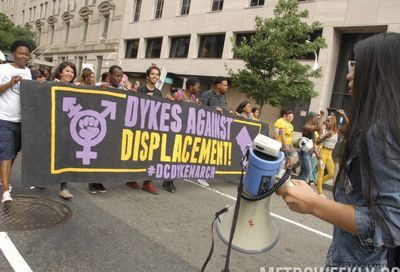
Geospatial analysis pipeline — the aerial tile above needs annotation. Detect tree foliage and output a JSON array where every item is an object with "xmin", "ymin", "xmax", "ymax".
[
  {"xmin": 228, "ymin": 0, "xmax": 327, "ymax": 109},
  {"xmin": 0, "ymin": 13, "xmax": 36, "ymax": 53}
]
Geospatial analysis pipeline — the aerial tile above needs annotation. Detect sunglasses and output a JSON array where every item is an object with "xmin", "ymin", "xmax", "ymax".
[{"xmin": 348, "ymin": 60, "xmax": 355, "ymax": 74}]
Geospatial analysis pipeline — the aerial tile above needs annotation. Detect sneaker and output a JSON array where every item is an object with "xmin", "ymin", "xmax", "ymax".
[
  {"xmin": 97, "ymin": 183, "xmax": 107, "ymax": 193},
  {"xmin": 1, "ymin": 183, "xmax": 12, "ymax": 192},
  {"xmin": 58, "ymin": 189, "xmax": 73, "ymax": 199},
  {"xmin": 162, "ymin": 180, "xmax": 176, "ymax": 193},
  {"xmin": 142, "ymin": 181, "xmax": 158, "ymax": 194},
  {"xmin": 197, "ymin": 179, "xmax": 210, "ymax": 187},
  {"xmin": 88, "ymin": 183, "xmax": 98, "ymax": 194},
  {"xmin": 1, "ymin": 191, "xmax": 13, "ymax": 203},
  {"xmin": 126, "ymin": 181, "xmax": 141, "ymax": 190}
]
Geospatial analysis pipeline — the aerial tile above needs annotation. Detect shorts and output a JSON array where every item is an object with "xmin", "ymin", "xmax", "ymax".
[{"xmin": 0, "ymin": 119, "xmax": 21, "ymax": 160}]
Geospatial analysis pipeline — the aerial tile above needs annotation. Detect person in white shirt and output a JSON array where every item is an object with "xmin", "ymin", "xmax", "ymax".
[{"xmin": 0, "ymin": 40, "xmax": 32, "ymax": 203}]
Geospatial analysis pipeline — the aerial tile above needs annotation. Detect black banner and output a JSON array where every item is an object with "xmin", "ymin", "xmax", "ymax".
[{"xmin": 21, "ymin": 81, "xmax": 268, "ymax": 186}]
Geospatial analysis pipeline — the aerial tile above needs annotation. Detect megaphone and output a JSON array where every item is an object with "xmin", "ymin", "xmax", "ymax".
[{"xmin": 215, "ymin": 134, "xmax": 289, "ymax": 254}]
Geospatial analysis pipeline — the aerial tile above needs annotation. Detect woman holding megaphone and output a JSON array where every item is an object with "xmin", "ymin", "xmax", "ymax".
[{"xmin": 278, "ymin": 33, "xmax": 400, "ymax": 269}]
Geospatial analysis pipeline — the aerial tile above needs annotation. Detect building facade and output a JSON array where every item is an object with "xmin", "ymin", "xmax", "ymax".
[
  {"xmin": 2, "ymin": 0, "xmax": 400, "ymax": 128},
  {"xmin": 0, "ymin": 0, "xmax": 127, "ymax": 80}
]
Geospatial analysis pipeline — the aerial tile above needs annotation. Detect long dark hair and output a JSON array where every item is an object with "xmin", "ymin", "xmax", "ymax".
[
  {"xmin": 335, "ymin": 33, "xmax": 400, "ymax": 215},
  {"xmin": 236, "ymin": 100, "xmax": 250, "ymax": 114}
]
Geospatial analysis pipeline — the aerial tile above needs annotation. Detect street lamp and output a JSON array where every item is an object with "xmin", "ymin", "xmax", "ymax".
[
  {"xmin": 105, "ymin": 52, "xmax": 121, "ymax": 67},
  {"xmin": 306, "ymin": 40, "xmax": 319, "ymax": 71}
]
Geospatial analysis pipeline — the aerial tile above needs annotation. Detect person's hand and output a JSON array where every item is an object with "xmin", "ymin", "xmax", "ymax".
[
  {"xmin": 325, "ymin": 132, "xmax": 332, "ymax": 139},
  {"xmin": 147, "ymin": 92, "xmax": 154, "ymax": 97},
  {"xmin": 10, "ymin": 75, "xmax": 23, "ymax": 86},
  {"xmin": 276, "ymin": 179, "xmax": 319, "ymax": 214},
  {"xmin": 336, "ymin": 109, "xmax": 345, "ymax": 116},
  {"xmin": 53, "ymin": 78, "xmax": 61, "ymax": 82},
  {"xmin": 215, "ymin": 107, "xmax": 223, "ymax": 113},
  {"xmin": 319, "ymin": 110, "xmax": 325, "ymax": 117}
]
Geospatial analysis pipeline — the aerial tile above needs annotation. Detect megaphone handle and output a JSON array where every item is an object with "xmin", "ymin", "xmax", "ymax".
[{"xmin": 281, "ymin": 178, "xmax": 295, "ymax": 188}]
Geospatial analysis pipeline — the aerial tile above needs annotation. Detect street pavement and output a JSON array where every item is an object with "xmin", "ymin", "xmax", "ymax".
[{"xmin": 1, "ymin": 156, "xmax": 334, "ymax": 272}]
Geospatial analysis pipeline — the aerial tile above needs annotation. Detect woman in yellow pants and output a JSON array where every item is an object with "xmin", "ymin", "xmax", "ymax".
[{"xmin": 316, "ymin": 114, "xmax": 338, "ymax": 196}]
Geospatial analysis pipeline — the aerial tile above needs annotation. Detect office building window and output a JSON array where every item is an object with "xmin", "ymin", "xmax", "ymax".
[
  {"xmin": 102, "ymin": 15, "xmax": 110, "ymax": 39},
  {"xmin": 125, "ymin": 39, "xmax": 139, "ymax": 58},
  {"xmin": 297, "ymin": 29, "xmax": 323, "ymax": 60},
  {"xmin": 82, "ymin": 19, "xmax": 88, "ymax": 41},
  {"xmin": 211, "ymin": 0, "xmax": 223, "ymax": 11},
  {"xmin": 234, "ymin": 32, "xmax": 254, "ymax": 58},
  {"xmin": 198, "ymin": 34, "xmax": 225, "ymax": 58},
  {"xmin": 37, "ymin": 28, "xmax": 41, "ymax": 45},
  {"xmin": 145, "ymin": 37, "xmax": 163, "ymax": 58},
  {"xmin": 330, "ymin": 33, "xmax": 378, "ymax": 114},
  {"xmin": 250, "ymin": 0, "xmax": 264, "ymax": 6},
  {"xmin": 180, "ymin": 0, "xmax": 190, "ymax": 15},
  {"xmin": 50, "ymin": 25, "xmax": 55, "ymax": 44},
  {"xmin": 170, "ymin": 36, "xmax": 190, "ymax": 58},
  {"xmin": 65, "ymin": 23, "xmax": 70, "ymax": 43},
  {"xmin": 154, "ymin": 0, "xmax": 164, "ymax": 19},
  {"xmin": 132, "ymin": 0, "xmax": 141, "ymax": 22},
  {"xmin": 96, "ymin": 55, "xmax": 103, "ymax": 80},
  {"xmin": 44, "ymin": 2, "xmax": 48, "ymax": 18}
]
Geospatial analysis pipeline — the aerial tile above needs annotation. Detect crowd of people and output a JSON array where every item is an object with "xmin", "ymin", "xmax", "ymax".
[
  {"xmin": 273, "ymin": 108, "xmax": 349, "ymax": 197},
  {"xmin": 0, "ymin": 41, "xmax": 262, "ymax": 201},
  {"xmin": 0, "ymin": 32, "xmax": 399, "ymax": 268}
]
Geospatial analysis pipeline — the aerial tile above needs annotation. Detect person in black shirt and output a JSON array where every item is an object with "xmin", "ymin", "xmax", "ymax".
[
  {"xmin": 138, "ymin": 65, "xmax": 162, "ymax": 97},
  {"xmin": 127, "ymin": 65, "xmax": 162, "ymax": 194}
]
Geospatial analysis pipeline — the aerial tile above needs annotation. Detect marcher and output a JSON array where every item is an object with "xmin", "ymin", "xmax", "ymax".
[
  {"xmin": 75, "ymin": 68, "xmax": 109, "ymax": 194},
  {"xmin": 278, "ymin": 33, "xmax": 400, "ymax": 269},
  {"xmin": 236, "ymin": 101, "xmax": 253, "ymax": 119},
  {"xmin": 200, "ymin": 77, "xmax": 229, "ymax": 114},
  {"xmin": 126, "ymin": 65, "xmax": 162, "ymax": 194},
  {"xmin": 131, "ymin": 80, "xmax": 141, "ymax": 93},
  {"xmin": 77, "ymin": 68, "xmax": 96, "ymax": 86},
  {"xmin": 36, "ymin": 69, "xmax": 46, "ymax": 84},
  {"xmin": 197, "ymin": 77, "xmax": 229, "ymax": 187},
  {"xmin": 298, "ymin": 111, "xmax": 320, "ymax": 183},
  {"xmin": 162, "ymin": 77, "xmax": 201, "ymax": 193},
  {"xmin": 273, "ymin": 110, "xmax": 294, "ymax": 152},
  {"xmin": 251, "ymin": 107, "xmax": 260, "ymax": 121},
  {"xmin": 53, "ymin": 61, "xmax": 77, "ymax": 199},
  {"xmin": 0, "ymin": 40, "xmax": 32, "ymax": 203},
  {"xmin": 315, "ymin": 113, "xmax": 338, "ymax": 197}
]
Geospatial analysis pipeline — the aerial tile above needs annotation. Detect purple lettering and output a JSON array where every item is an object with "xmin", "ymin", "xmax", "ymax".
[
  {"xmin": 148, "ymin": 100, "xmax": 161, "ymax": 130},
  {"xmin": 159, "ymin": 103, "xmax": 171, "ymax": 132},
  {"xmin": 140, "ymin": 98, "xmax": 151, "ymax": 129},
  {"xmin": 171, "ymin": 104, "xmax": 182, "ymax": 133},
  {"xmin": 124, "ymin": 96, "xmax": 139, "ymax": 127},
  {"xmin": 197, "ymin": 109, "xmax": 205, "ymax": 135},
  {"xmin": 186, "ymin": 107, "xmax": 196, "ymax": 134}
]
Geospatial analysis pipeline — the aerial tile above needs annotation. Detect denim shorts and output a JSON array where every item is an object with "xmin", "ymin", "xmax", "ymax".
[{"xmin": 0, "ymin": 119, "xmax": 21, "ymax": 160}]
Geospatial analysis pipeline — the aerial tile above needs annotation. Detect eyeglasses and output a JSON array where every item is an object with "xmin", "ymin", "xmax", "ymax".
[{"xmin": 348, "ymin": 60, "xmax": 355, "ymax": 74}]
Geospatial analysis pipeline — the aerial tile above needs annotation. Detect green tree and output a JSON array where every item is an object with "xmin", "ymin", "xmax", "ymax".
[
  {"xmin": 228, "ymin": 0, "xmax": 327, "ymax": 110},
  {"xmin": 0, "ymin": 13, "xmax": 36, "ymax": 53}
]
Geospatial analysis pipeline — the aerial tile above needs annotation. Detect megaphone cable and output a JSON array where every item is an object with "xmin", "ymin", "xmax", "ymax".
[{"xmin": 201, "ymin": 148, "xmax": 292, "ymax": 272}]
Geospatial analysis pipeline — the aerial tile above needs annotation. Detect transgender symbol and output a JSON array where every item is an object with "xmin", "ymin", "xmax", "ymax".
[{"xmin": 62, "ymin": 97, "xmax": 117, "ymax": 165}]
